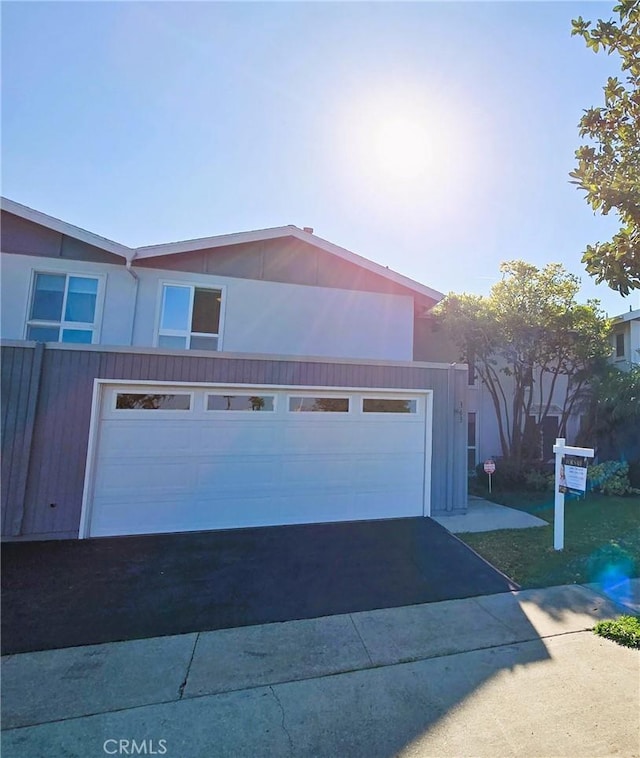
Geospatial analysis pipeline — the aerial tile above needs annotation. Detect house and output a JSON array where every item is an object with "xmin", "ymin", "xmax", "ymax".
[
  {"xmin": 1, "ymin": 197, "xmax": 468, "ymax": 541},
  {"xmin": 416, "ymin": 314, "xmax": 584, "ymax": 471},
  {"xmin": 609, "ymin": 308, "xmax": 640, "ymax": 371}
]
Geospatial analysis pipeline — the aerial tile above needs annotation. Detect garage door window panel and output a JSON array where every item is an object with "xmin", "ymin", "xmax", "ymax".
[
  {"xmin": 207, "ymin": 394, "xmax": 275, "ymax": 411},
  {"xmin": 115, "ymin": 393, "xmax": 192, "ymax": 410},
  {"xmin": 362, "ymin": 398, "xmax": 418, "ymax": 413},
  {"xmin": 288, "ymin": 397, "xmax": 350, "ymax": 412},
  {"xmin": 27, "ymin": 272, "xmax": 100, "ymax": 343},
  {"xmin": 158, "ymin": 284, "xmax": 222, "ymax": 350}
]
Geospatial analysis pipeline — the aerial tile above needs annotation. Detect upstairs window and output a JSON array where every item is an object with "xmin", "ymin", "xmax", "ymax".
[
  {"xmin": 158, "ymin": 284, "xmax": 223, "ymax": 351},
  {"xmin": 615, "ymin": 332, "xmax": 625, "ymax": 358},
  {"xmin": 27, "ymin": 273, "xmax": 100, "ymax": 343}
]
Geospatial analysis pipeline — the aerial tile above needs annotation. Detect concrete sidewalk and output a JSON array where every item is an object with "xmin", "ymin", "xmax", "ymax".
[
  {"xmin": 2, "ymin": 581, "xmax": 639, "ymax": 758},
  {"xmin": 433, "ymin": 497, "xmax": 548, "ymax": 533}
]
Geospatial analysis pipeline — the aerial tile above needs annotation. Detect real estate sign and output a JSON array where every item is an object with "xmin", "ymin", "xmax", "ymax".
[
  {"xmin": 558, "ymin": 454, "xmax": 589, "ymax": 495},
  {"xmin": 553, "ymin": 438, "xmax": 594, "ymax": 551}
]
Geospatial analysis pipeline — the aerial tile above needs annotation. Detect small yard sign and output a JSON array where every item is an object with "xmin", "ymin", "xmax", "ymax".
[
  {"xmin": 553, "ymin": 438, "xmax": 594, "ymax": 551},
  {"xmin": 483, "ymin": 459, "xmax": 496, "ymax": 493}
]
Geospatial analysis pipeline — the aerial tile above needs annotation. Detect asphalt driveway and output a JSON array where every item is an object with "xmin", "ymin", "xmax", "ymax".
[{"xmin": 1, "ymin": 517, "xmax": 518, "ymax": 655}]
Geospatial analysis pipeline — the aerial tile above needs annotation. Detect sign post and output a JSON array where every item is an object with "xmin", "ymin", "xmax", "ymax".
[
  {"xmin": 553, "ymin": 438, "xmax": 594, "ymax": 551},
  {"xmin": 483, "ymin": 459, "xmax": 496, "ymax": 493}
]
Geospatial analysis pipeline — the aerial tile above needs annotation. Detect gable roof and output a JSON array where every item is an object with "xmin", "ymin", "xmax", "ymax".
[
  {"xmin": 1, "ymin": 197, "xmax": 131, "ymax": 258},
  {"xmin": 1, "ymin": 197, "xmax": 443, "ymax": 305}
]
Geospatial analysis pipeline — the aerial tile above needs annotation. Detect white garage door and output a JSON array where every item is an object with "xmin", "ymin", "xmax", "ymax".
[{"xmin": 83, "ymin": 383, "xmax": 431, "ymax": 537}]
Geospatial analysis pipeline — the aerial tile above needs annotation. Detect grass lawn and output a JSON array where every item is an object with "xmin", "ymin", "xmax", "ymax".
[{"xmin": 460, "ymin": 492, "xmax": 640, "ymax": 589}]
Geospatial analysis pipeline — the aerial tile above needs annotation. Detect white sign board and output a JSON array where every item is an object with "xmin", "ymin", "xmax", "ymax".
[{"xmin": 553, "ymin": 439, "xmax": 594, "ymax": 551}]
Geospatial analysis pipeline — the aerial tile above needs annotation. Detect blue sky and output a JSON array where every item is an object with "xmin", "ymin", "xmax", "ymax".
[{"xmin": 2, "ymin": 1, "xmax": 637, "ymax": 316}]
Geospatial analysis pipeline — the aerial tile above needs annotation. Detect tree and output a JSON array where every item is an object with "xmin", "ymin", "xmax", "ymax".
[
  {"xmin": 435, "ymin": 261, "xmax": 611, "ymax": 464},
  {"xmin": 577, "ymin": 364, "xmax": 640, "ymax": 459},
  {"xmin": 569, "ymin": 1, "xmax": 640, "ymax": 296}
]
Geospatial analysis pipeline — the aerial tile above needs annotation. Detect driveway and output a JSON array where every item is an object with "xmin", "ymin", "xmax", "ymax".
[{"xmin": 1, "ymin": 517, "xmax": 518, "ymax": 655}]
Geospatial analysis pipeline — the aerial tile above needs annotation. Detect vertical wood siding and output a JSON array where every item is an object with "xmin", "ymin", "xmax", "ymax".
[
  {"xmin": 1, "ymin": 345, "xmax": 44, "ymax": 536},
  {"xmin": 2, "ymin": 345, "xmax": 466, "ymax": 540}
]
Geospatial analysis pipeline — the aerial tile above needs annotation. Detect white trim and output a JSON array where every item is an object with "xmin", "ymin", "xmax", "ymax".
[
  {"xmin": 79, "ymin": 380, "xmax": 434, "ymax": 537},
  {"xmin": 423, "ymin": 390, "xmax": 434, "ymax": 516},
  {"xmin": 1, "ymin": 340, "xmax": 467, "ymax": 371},
  {"xmin": 78, "ymin": 378, "xmax": 103, "ymax": 539},
  {"xmin": 1, "ymin": 197, "xmax": 131, "ymax": 258}
]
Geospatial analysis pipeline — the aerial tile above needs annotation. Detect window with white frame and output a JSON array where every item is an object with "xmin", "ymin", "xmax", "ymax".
[
  {"xmin": 158, "ymin": 284, "xmax": 223, "ymax": 350},
  {"xmin": 26, "ymin": 272, "xmax": 100, "ymax": 343}
]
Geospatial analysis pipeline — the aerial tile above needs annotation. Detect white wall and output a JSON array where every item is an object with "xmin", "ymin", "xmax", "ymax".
[
  {"xmin": 133, "ymin": 265, "xmax": 415, "ymax": 361},
  {"xmin": 632, "ymin": 320, "xmax": 640, "ymax": 365},
  {"xmin": 1, "ymin": 253, "xmax": 415, "ymax": 361}
]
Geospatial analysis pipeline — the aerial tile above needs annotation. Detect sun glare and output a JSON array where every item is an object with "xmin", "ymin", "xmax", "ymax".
[
  {"xmin": 371, "ymin": 116, "xmax": 435, "ymax": 181},
  {"xmin": 341, "ymin": 87, "xmax": 467, "ymax": 195},
  {"xmin": 335, "ymin": 83, "xmax": 485, "ymax": 225}
]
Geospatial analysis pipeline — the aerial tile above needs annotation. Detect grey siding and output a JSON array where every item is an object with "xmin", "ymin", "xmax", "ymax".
[
  {"xmin": 1, "ymin": 345, "xmax": 44, "ymax": 536},
  {"xmin": 1, "ymin": 211, "xmax": 124, "ymax": 265},
  {"xmin": 1, "ymin": 344, "xmax": 467, "ymax": 540},
  {"xmin": 137, "ymin": 236, "xmax": 435, "ymax": 304}
]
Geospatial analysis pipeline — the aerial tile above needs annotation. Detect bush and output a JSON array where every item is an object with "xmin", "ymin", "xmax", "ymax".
[
  {"xmin": 587, "ymin": 460, "xmax": 639, "ymax": 496},
  {"xmin": 524, "ymin": 469, "xmax": 549, "ymax": 492},
  {"xmin": 475, "ymin": 460, "xmax": 555, "ymax": 492},
  {"xmin": 628, "ymin": 460, "xmax": 640, "ymax": 489},
  {"xmin": 593, "ymin": 616, "xmax": 640, "ymax": 649}
]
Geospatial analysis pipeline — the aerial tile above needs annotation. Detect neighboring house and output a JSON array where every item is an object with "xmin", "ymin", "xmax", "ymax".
[
  {"xmin": 1, "ymin": 197, "xmax": 468, "ymax": 542},
  {"xmin": 416, "ymin": 316, "xmax": 582, "ymax": 472},
  {"xmin": 609, "ymin": 308, "xmax": 640, "ymax": 371}
]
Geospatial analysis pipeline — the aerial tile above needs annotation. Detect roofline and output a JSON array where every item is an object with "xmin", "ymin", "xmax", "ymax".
[
  {"xmin": 135, "ymin": 226, "xmax": 443, "ymax": 303},
  {"xmin": 1, "ymin": 197, "xmax": 443, "ymax": 303},
  {"xmin": 133, "ymin": 225, "xmax": 301, "ymax": 257},
  {"xmin": 1, "ymin": 197, "xmax": 133, "ymax": 259},
  {"xmin": 611, "ymin": 308, "xmax": 640, "ymax": 323},
  {"xmin": 296, "ymin": 229, "xmax": 444, "ymax": 303}
]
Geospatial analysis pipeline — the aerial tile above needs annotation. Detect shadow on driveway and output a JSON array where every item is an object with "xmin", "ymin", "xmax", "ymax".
[{"xmin": 1, "ymin": 517, "xmax": 518, "ymax": 655}]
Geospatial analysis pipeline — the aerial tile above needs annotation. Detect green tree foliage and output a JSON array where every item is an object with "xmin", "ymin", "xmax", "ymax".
[
  {"xmin": 436, "ymin": 261, "xmax": 611, "ymax": 463},
  {"xmin": 570, "ymin": 1, "xmax": 640, "ymax": 295},
  {"xmin": 577, "ymin": 364, "xmax": 640, "ymax": 458}
]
